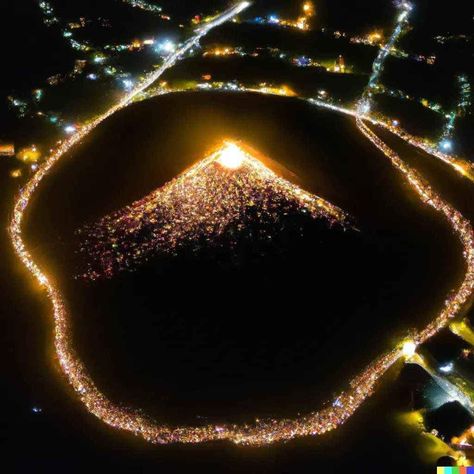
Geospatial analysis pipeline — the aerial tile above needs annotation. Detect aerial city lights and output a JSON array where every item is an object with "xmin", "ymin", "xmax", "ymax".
[{"xmin": 7, "ymin": 0, "xmax": 474, "ymax": 450}]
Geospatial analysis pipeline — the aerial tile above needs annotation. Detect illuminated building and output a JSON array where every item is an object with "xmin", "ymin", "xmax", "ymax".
[
  {"xmin": 17, "ymin": 145, "xmax": 41, "ymax": 163},
  {"xmin": 0, "ymin": 142, "xmax": 15, "ymax": 157},
  {"xmin": 10, "ymin": 169, "xmax": 22, "ymax": 178},
  {"xmin": 334, "ymin": 55, "xmax": 346, "ymax": 73}
]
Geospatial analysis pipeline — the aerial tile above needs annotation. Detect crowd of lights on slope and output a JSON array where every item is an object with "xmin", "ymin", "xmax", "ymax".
[
  {"xmin": 76, "ymin": 142, "xmax": 348, "ymax": 280},
  {"xmin": 9, "ymin": 0, "xmax": 474, "ymax": 447}
]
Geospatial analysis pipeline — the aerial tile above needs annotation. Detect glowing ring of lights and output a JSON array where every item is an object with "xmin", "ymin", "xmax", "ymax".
[{"xmin": 10, "ymin": 1, "xmax": 474, "ymax": 446}]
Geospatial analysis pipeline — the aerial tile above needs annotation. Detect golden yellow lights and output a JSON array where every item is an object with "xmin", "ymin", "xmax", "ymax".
[
  {"xmin": 456, "ymin": 453, "xmax": 470, "ymax": 467},
  {"xmin": 402, "ymin": 340, "xmax": 417, "ymax": 359},
  {"xmin": 367, "ymin": 31, "xmax": 383, "ymax": 44},
  {"xmin": 9, "ymin": 169, "xmax": 22, "ymax": 178},
  {"xmin": 217, "ymin": 142, "xmax": 246, "ymax": 169},
  {"xmin": 302, "ymin": 2, "xmax": 314, "ymax": 16},
  {"xmin": 17, "ymin": 145, "xmax": 41, "ymax": 163},
  {"xmin": 0, "ymin": 142, "xmax": 15, "ymax": 157}
]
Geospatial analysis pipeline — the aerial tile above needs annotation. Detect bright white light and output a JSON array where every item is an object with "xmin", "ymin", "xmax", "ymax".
[
  {"xmin": 87, "ymin": 73, "xmax": 97, "ymax": 80},
  {"xmin": 439, "ymin": 362, "xmax": 454, "ymax": 373},
  {"xmin": 218, "ymin": 143, "xmax": 246, "ymax": 169},
  {"xmin": 440, "ymin": 139, "xmax": 453, "ymax": 151},
  {"xmin": 122, "ymin": 79, "xmax": 134, "ymax": 91},
  {"xmin": 398, "ymin": 11, "xmax": 408, "ymax": 21},
  {"xmin": 402, "ymin": 340, "xmax": 417, "ymax": 358},
  {"xmin": 64, "ymin": 125, "xmax": 76, "ymax": 134},
  {"xmin": 157, "ymin": 40, "xmax": 176, "ymax": 53},
  {"xmin": 358, "ymin": 100, "xmax": 371, "ymax": 115}
]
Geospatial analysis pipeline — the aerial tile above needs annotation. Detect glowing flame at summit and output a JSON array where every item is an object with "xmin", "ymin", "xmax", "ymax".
[{"xmin": 217, "ymin": 142, "xmax": 246, "ymax": 169}]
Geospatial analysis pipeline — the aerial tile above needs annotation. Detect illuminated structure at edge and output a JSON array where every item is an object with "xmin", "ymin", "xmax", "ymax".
[{"xmin": 9, "ymin": 0, "xmax": 474, "ymax": 446}]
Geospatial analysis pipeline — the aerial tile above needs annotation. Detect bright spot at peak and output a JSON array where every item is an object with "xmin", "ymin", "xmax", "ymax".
[
  {"xmin": 217, "ymin": 143, "xmax": 246, "ymax": 169},
  {"xmin": 402, "ymin": 340, "xmax": 417, "ymax": 358}
]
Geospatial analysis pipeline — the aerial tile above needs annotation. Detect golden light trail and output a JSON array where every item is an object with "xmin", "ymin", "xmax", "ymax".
[
  {"xmin": 9, "ymin": 2, "xmax": 474, "ymax": 443},
  {"xmin": 309, "ymin": 98, "xmax": 474, "ymax": 183},
  {"xmin": 12, "ymin": 114, "xmax": 474, "ymax": 445},
  {"xmin": 356, "ymin": 117, "xmax": 474, "ymax": 346}
]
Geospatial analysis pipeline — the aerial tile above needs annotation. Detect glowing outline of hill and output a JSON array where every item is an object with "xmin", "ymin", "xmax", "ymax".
[{"xmin": 76, "ymin": 142, "xmax": 349, "ymax": 280}]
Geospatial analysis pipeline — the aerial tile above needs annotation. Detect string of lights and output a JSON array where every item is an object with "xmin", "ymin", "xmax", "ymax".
[{"xmin": 358, "ymin": 1, "xmax": 412, "ymax": 115}]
